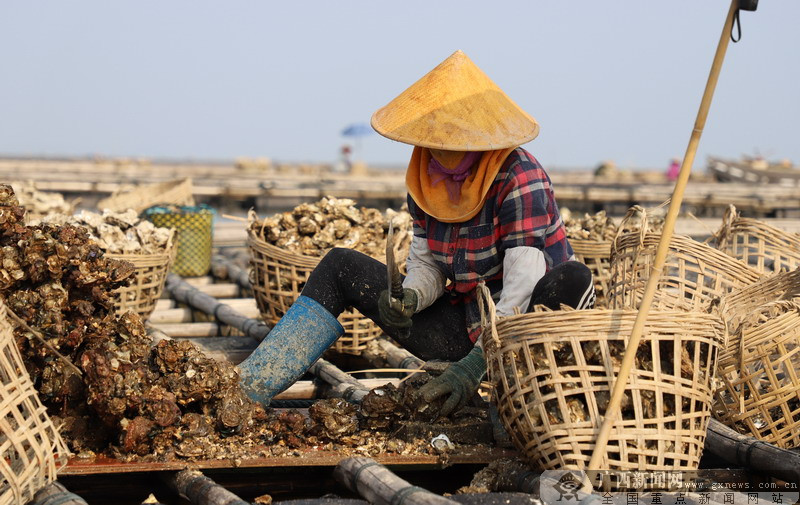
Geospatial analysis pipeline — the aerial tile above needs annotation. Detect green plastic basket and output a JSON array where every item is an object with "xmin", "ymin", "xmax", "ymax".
[{"xmin": 145, "ymin": 205, "xmax": 215, "ymax": 277}]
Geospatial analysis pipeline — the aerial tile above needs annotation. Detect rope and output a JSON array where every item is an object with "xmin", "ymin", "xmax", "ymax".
[{"xmin": 391, "ymin": 486, "xmax": 429, "ymax": 505}]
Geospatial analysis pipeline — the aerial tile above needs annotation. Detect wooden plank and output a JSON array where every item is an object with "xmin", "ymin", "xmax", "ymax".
[
  {"xmin": 60, "ymin": 447, "xmax": 518, "ymax": 475},
  {"xmin": 150, "ymin": 304, "xmax": 259, "ymax": 324},
  {"xmin": 152, "ymin": 322, "xmax": 221, "ymax": 337}
]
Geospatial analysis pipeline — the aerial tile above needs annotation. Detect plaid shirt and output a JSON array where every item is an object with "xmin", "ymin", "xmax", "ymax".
[{"xmin": 408, "ymin": 148, "xmax": 573, "ymax": 342}]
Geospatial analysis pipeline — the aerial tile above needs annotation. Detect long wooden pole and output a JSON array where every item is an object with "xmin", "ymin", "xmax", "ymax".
[
  {"xmin": 334, "ymin": 457, "xmax": 456, "ymax": 505},
  {"xmin": 587, "ymin": 0, "xmax": 739, "ymax": 470}
]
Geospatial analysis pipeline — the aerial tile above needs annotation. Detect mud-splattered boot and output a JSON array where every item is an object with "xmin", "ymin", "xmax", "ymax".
[{"xmin": 237, "ymin": 295, "xmax": 343, "ymax": 405}]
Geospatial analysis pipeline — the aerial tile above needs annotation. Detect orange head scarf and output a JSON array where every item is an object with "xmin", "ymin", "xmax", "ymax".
[{"xmin": 406, "ymin": 147, "xmax": 515, "ymax": 223}]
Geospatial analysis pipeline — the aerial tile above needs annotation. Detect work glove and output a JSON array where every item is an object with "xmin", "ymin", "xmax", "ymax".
[
  {"xmin": 418, "ymin": 346, "xmax": 486, "ymax": 418},
  {"xmin": 378, "ymin": 288, "xmax": 418, "ymax": 330}
]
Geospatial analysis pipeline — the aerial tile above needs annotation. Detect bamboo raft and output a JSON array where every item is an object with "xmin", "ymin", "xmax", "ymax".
[
  {"xmin": 13, "ymin": 249, "xmax": 782, "ymax": 504},
  {"xmin": 7, "ymin": 155, "xmax": 800, "ymax": 217}
]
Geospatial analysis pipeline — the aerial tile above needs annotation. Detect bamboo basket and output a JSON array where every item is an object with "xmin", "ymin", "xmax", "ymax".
[
  {"xmin": 247, "ymin": 232, "xmax": 385, "ymax": 355},
  {"xmin": 711, "ymin": 205, "xmax": 800, "ymax": 274},
  {"xmin": 107, "ymin": 236, "xmax": 177, "ymax": 321},
  {"xmin": 712, "ymin": 269, "xmax": 800, "ymax": 448},
  {"xmin": 479, "ymin": 284, "xmax": 725, "ymax": 473},
  {"xmin": 713, "ymin": 300, "xmax": 800, "ymax": 448},
  {"xmin": 97, "ymin": 178, "xmax": 194, "ymax": 214},
  {"xmin": 0, "ymin": 301, "xmax": 69, "ymax": 505},
  {"xmin": 570, "ymin": 238, "xmax": 612, "ymax": 307},
  {"xmin": 147, "ymin": 206, "xmax": 214, "ymax": 277},
  {"xmin": 608, "ymin": 220, "xmax": 761, "ymax": 311}
]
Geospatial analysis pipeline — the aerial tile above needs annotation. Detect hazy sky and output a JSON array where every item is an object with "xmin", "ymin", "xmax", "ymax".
[{"xmin": 1, "ymin": 1, "xmax": 797, "ymax": 171}]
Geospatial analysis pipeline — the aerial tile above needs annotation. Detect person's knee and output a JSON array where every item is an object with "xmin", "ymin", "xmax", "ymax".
[{"xmin": 318, "ymin": 247, "xmax": 360, "ymax": 270}]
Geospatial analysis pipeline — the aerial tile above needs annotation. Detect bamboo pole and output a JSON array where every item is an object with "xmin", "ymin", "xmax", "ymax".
[
  {"xmin": 170, "ymin": 470, "xmax": 249, "ymax": 505},
  {"xmin": 588, "ymin": 0, "xmax": 740, "ymax": 470},
  {"xmin": 164, "ymin": 274, "xmax": 271, "ymax": 341},
  {"xmin": 308, "ymin": 358, "xmax": 372, "ymax": 403},
  {"xmin": 378, "ymin": 338, "xmax": 424, "ymax": 369},
  {"xmin": 705, "ymin": 419, "xmax": 800, "ymax": 485},
  {"xmin": 28, "ymin": 482, "xmax": 89, "ymax": 505},
  {"xmin": 334, "ymin": 457, "xmax": 456, "ymax": 505},
  {"xmin": 211, "ymin": 255, "xmax": 252, "ymax": 292}
]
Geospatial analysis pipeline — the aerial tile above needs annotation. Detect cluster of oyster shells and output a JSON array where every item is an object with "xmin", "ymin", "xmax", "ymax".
[
  {"xmin": 249, "ymin": 196, "xmax": 412, "ymax": 259},
  {"xmin": 561, "ymin": 209, "xmax": 618, "ymax": 241},
  {"xmin": 38, "ymin": 209, "xmax": 173, "ymax": 254},
  {"xmin": 561, "ymin": 208, "xmax": 666, "ymax": 242},
  {"xmin": 12, "ymin": 182, "xmax": 74, "ymax": 221}
]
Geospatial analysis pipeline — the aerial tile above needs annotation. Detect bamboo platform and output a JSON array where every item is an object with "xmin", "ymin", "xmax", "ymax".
[{"xmin": 7, "ymin": 155, "xmax": 800, "ymax": 217}]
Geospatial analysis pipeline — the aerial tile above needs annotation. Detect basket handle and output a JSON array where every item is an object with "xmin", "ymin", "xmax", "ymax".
[
  {"xmin": 710, "ymin": 204, "xmax": 738, "ymax": 249},
  {"xmin": 477, "ymin": 282, "xmax": 501, "ymax": 348},
  {"xmin": 612, "ymin": 205, "xmax": 649, "ymax": 252}
]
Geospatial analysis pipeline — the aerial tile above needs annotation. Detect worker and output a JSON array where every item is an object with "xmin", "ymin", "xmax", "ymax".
[{"xmin": 238, "ymin": 50, "xmax": 594, "ymax": 415}]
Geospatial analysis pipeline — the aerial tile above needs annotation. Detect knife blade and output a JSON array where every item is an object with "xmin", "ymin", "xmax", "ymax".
[{"xmin": 386, "ymin": 221, "xmax": 404, "ymax": 312}]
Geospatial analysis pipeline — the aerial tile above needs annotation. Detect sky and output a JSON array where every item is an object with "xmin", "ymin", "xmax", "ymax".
[{"xmin": 0, "ymin": 1, "xmax": 797, "ymax": 171}]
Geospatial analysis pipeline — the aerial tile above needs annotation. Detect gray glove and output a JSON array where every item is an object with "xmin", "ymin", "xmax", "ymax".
[
  {"xmin": 418, "ymin": 346, "xmax": 486, "ymax": 418},
  {"xmin": 378, "ymin": 288, "xmax": 418, "ymax": 330}
]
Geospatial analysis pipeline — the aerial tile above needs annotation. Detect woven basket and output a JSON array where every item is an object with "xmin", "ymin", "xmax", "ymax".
[
  {"xmin": 1, "ymin": 301, "xmax": 69, "ymax": 505},
  {"xmin": 718, "ymin": 268, "xmax": 800, "ymax": 334},
  {"xmin": 608, "ymin": 222, "xmax": 761, "ymax": 311},
  {"xmin": 479, "ymin": 284, "xmax": 725, "ymax": 472},
  {"xmin": 570, "ymin": 238, "xmax": 612, "ymax": 307},
  {"xmin": 147, "ymin": 207, "xmax": 214, "ymax": 277},
  {"xmin": 711, "ymin": 205, "xmax": 800, "ymax": 274},
  {"xmin": 107, "ymin": 237, "xmax": 177, "ymax": 321},
  {"xmin": 247, "ymin": 232, "xmax": 384, "ymax": 355},
  {"xmin": 714, "ymin": 300, "xmax": 800, "ymax": 448},
  {"xmin": 98, "ymin": 178, "xmax": 194, "ymax": 214}
]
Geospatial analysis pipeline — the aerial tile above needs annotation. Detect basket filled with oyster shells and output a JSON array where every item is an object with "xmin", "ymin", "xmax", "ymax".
[
  {"xmin": 561, "ymin": 209, "xmax": 616, "ymax": 305},
  {"xmin": 713, "ymin": 269, "xmax": 800, "ymax": 448},
  {"xmin": 39, "ymin": 209, "xmax": 176, "ymax": 321},
  {"xmin": 247, "ymin": 196, "xmax": 411, "ymax": 355},
  {"xmin": 477, "ymin": 283, "xmax": 725, "ymax": 474}
]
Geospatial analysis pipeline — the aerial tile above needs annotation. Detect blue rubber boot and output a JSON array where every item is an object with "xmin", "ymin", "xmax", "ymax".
[{"xmin": 237, "ymin": 295, "xmax": 344, "ymax": 405}]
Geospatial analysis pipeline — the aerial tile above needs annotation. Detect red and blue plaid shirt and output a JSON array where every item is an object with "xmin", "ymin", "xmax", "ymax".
[{"xmin": 408, "ymin": 148, "xmax": 573, "ymax": 342}]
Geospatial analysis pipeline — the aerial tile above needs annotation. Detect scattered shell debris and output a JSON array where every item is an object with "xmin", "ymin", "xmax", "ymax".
[{"xmin": 248, "ymin": 196, "xmax": 412, "ymax": 259}]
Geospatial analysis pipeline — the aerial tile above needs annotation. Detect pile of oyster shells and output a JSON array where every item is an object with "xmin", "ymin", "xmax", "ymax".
[
  {"xmin": 37, "ymin": 209, "xmax": 173, "ymax": 254},
  {"xmin": 249, "ymin": 196, "xmax": 412, "ymax": 259},
  {"xmin": 561, "ymin": 208, "xmax": 665, "ymax": 242},
  {"xmin": 0, "ymin": 186, "xmax": 259, "ymax": 457},
  {"xmin": 12, "ymin": 182, "xmax": 74, "ymax": 221}
]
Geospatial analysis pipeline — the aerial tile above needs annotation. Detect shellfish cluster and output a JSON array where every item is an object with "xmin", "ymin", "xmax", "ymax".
[
  {"xmin": 561, "ymin": 208, "xmax": 665, "ymax": 242},
  {"xmin": 12, "ymin": 182, "xmax": 74, "ymax": 222},
  {"xmin": 249, "ymin": 196, "xmax": 412, "ymax": 259},
  {"xmin": 37, "ymin": 209, "xmax": 173, "ymax": 254}
]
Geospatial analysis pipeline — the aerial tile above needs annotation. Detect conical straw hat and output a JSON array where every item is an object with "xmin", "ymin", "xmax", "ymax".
[{"xmin": 371, "ymin": 50, "xmax": 539, "ymax": 151}]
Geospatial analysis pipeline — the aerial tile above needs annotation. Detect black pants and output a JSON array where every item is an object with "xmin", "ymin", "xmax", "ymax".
[{"xmin": 302, "ymin": 248, "xmax": 594, "ymax": 362}]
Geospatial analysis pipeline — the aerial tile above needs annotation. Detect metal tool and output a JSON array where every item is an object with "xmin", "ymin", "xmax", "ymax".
[{"xmin": 385, "ymin": 221, "xmax": 404, "ymax": 313}]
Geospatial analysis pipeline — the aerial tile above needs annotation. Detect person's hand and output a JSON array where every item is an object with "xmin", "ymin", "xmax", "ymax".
[
  {"xmin": 418, "ymin": 346, "xmax": 486, "ymax": 418},
  {"xmin": 378, "ymin": 288, "xmax": 418, "ymax": 330}
]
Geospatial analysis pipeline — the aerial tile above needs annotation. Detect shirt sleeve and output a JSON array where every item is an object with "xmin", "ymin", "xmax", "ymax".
[
  {"xmin": 403, "ymin": 235, "xmax": 446, "ymax": 312},
  {"xmin": 495, "ymin": 246, "xmax": 546, "ymax": 317},
  {"xmin": 496, "ymin": 154, "xmax": 573, "ymax": 268}
]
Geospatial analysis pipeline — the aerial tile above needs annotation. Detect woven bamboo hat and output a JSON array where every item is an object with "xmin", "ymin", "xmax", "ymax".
[{"xmin": 371, "ymin": 50, "xmax": 539, "ymax": 151}]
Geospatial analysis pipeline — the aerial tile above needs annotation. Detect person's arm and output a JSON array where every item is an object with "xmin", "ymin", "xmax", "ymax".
[
  {"xmin": 494, "ymin": 246, "xmax": 547, "ymax": 317},
  {"xmin": 403, "ymin": 235, "xmax": 446, "ymax": 312}
]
